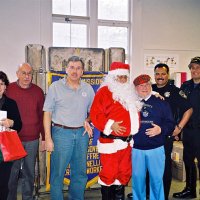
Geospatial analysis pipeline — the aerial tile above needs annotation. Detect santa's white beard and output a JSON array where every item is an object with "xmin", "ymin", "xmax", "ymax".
[{"xmin": 100, "ymin": 75, "xmax": 140, "ymax": 111}]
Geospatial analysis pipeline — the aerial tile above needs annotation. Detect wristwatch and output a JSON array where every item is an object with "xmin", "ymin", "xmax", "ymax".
[{"xmin": 177, "ymin": 124, "xmax": 182, "ymax": 131}]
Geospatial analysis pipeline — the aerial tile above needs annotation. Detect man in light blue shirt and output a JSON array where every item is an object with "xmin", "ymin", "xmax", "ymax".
[{"xmin": 43, "ymin": 56, "xmax": 95, "ymax": 200}]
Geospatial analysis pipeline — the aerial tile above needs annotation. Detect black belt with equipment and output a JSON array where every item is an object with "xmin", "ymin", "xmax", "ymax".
[{"xmin": 100, "ymin": 132, "xmax": 133, "ymax": 142}]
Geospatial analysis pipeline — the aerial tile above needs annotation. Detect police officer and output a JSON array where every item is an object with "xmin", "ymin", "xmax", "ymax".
[
  {"xmin": 173, "ymin": 57, "xmax": 200, "ymax": 199},
  {"xmin": 127, "ymin": 64, "xmax": 192, "ymax": 200},
  {"xmin": 152, "ymin": 63, "xmax": 192, "ymax": 200}
]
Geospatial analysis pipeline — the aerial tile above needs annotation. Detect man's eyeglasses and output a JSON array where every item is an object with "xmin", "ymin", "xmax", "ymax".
[
  {"xmin": 20, "ymin": 71, "xmax": 33, "ymax": 77},
  {"xmin": 116, "ymin": 75, "xmax": 128, "ymax": 79},
  {"xmin": 68, "ymin": 66, "xmax": 83, "ymax": 71}
]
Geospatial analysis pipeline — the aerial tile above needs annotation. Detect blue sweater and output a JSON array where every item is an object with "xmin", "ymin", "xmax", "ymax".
[{"xmin": 133, "ymin": 95, "xmax": 175, "ymax": 150}]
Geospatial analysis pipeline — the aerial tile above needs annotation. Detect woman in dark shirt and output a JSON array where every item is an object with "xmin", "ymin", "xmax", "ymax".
[{"xmin": 0, "ymin": 71, "xmax": 22, "ymax": 200}]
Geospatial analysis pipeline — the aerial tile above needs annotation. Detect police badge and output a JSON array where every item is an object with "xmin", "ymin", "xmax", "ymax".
[
  {"xmin": 164, "ymin": 92, "xmax": 170, "ymax": 98},
  {"xmin": 179, "ymin": 90, "xmax": 187, "ymax": 99}
]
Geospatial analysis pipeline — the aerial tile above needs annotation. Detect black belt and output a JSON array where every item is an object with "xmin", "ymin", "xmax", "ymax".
[
  {"xmin": 52, "ymin": 123, "xmax": 83, "ymax": 129},
  {"xmin": 100, "ymin": 132, "xmax": 133, "ymax": 142}
]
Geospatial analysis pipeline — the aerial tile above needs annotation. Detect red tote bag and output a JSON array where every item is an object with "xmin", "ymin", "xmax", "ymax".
[{"xmin": 0, "ymin": 130, "xmax": 27, "ymax": 162}]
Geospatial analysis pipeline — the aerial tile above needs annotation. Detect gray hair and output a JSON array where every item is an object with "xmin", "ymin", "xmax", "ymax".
[
  {"xmin": 67, "ymin": 56, "xmax": 85, "ymax": 70},
  {"xmin": 17, "ymin": 63, "xmax": 33, "ymax": 72}
]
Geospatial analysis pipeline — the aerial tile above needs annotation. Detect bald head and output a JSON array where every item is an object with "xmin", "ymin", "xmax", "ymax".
[
  {"xmin": 17, "ymin": 63, "xmax": 32, "ymax": 71},
  {"xmin": 17, "ymin": 63, "xmax": 33, "ymax": 88}
]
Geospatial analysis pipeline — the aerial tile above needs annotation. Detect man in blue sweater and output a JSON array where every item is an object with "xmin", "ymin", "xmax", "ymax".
[{"xmin": 131, "ymin": 74, "xmax": 175, "ymax": 200}]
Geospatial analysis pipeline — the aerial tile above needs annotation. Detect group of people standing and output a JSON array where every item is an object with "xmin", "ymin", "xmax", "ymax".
[{"xmin": 0, "ymin": 55, "xmax": 200, "ymax": 200}]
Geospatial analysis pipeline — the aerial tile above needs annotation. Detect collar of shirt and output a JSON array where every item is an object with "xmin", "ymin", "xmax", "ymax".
[{"xmin": 139, "ymin": 94, "xmax": 151, "ymax": 102}]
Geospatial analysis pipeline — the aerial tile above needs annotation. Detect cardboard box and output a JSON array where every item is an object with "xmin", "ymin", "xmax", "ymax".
[
  {"xmin": 172, "ymin": 160, "xmax": 186, "ymax": 181},
  {"xmin": 172, "ymin": 141, "xmax": 199, "ymax": 181},
  {"xmin": 172, "ymin": 141, "xmax": 183, "ymax": 163},
  {"xmin": 172, "ymin": 141, "xmax": 186, "ymax": 181}
]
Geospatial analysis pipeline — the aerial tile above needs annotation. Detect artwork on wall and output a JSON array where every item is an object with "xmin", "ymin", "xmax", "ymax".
[
  {"xmin": 103, "ymin": 47, "xmax": 126, "ymax": 72},
  {"xmin": 25, "ymin": 44, "xmax": 46, "ymax": 72},
  {"xmin": 144, "ymin": 54, "xmax": 179, "ymax": 68},
  {"xmin": 48, "ymin": 47, "xmax": 105, "ymax": 72},
  {"xmin": 108, "ymin": 47, "xmax": 125, "ymax": 69},
  {"xmin": 25, "ymin": 45, "xmax": 126, "ymax": 94}
]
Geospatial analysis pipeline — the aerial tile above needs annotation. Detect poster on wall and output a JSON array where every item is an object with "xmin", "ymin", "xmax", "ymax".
[
  {"xmin": 104, "ymin": 47, "xmax": 125, "ymax": 72},
  {"xmin": 108, "ymin": 47, "xmax": 125, "ymax": 67},
  {"xmin": 48, "ymin": 47, "xmax": 105, "ymax": 72},
  {"xmin": 46, "ymin": 71, "xmax": 105, "ymax": 191},
  {"xmin": 25, "ymin": 44, "xmax": 46, "ymax": 72},
  {"xmin": 144, "ymin": 54, "xmax": 179, "ymax": 69}
]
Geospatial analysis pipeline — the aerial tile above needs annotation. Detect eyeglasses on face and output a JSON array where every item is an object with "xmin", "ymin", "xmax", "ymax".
[
  {"xmin": 68, "ymin": 66, "xmax": 83, "ymax": 71},
  {"xmin": 137, "ymin": 83, "xmax": 151, "ymax": 88},
  {"xmin": 20, "ymin": 71, "xmax": 33, "ymax": 77}
]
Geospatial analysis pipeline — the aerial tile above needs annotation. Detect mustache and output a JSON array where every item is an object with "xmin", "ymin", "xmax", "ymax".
[{"xmin": 157, "ymin": 78, "xmax": 164, "ymax": 81}]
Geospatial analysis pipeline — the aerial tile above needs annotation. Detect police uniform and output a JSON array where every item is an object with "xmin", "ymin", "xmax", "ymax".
[
  {"xmin": 152, "ymin": 82, "xmax": 192, "ymax": 200},
  {"xmin": 179, "ymin": 79, "xmax": 200, "ymax": 195}
]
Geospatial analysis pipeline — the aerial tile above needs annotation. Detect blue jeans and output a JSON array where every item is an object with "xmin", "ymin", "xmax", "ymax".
[
  {"xmin": 50, "ymin": 126, "xmax": 89, "ymax": 200},
  {"xmin": 132, "ymin": 146, "xmax": 165, "ymax": 200}
]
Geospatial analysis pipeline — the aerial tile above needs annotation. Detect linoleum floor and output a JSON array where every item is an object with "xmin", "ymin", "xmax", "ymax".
[{"xmin": 17, "ymin": 179, "xmax": 200, "ymax": 200}]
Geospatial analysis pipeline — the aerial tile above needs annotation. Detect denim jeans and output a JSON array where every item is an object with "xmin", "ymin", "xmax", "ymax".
[
  {"xmin": 50, "ymin": 126, "xmax": 89, "ymax": 200},
  {"xmin": 7, "ymin": 139, "xmax": 39, "ymax": 200}
]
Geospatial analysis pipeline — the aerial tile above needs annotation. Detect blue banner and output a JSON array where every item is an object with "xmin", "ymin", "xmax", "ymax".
[{"xmin": 46, "ymin": 71, "xmax": 105, "ymax": 190}]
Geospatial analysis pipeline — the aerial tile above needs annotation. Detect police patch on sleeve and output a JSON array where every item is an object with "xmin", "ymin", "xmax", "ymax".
[{"xmin": 179, "ymin": 90, "xmax": 187, "ymax": 99}]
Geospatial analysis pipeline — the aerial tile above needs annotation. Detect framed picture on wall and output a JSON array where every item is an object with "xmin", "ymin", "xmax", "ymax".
[
  {"xmin": 25, "ymin": 44, "xmax": 46, "ymax": 72},
  {"xmin": 48, "ymin": 47, "xmax": 105, "ymax": 72},
  {"xmin": 144, "ymin": 54, "xmax": 179, "ymax": 69},
  {"xmin": 108, "ymin": 47, "xmax": 125, "ymax": 68}
]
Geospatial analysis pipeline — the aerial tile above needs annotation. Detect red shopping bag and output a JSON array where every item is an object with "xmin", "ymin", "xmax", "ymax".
[{"xmin": 0, "ymin": 130, "xmax": 27, "ymax": 162}]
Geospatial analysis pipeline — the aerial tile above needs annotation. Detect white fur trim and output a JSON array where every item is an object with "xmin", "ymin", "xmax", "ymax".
[
  {"xmin": 103, "ymin": 119, "xmax": 114, "ymax": 136},
  {"xmin": 97, "ymin": 139, "xmax": 128, "ymax": 154},
  {"xmin": 108, "ymin": 69, "xmax": 129, "ymax": 76},
  {"xmin": 129, "ymin": 110, "xmax": 140, "ymax": 135},
  {"xmin": 98, "ymin": 178, "xmax": 121, "ymax": 186},
  {"xmin": 113, "ymin": 179, "xmax": 121, "ymax": 185},
  {"xmin": 130, "ymin": 139, "xmax": 134, "ymax": 147}
]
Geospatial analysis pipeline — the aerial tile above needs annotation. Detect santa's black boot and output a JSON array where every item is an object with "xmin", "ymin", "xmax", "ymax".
[
  {"xmin": 114, "ymin": 185, "xmax": 125, "ymax": 200},
  {"xmin": 101, "ymin": 185, "xmax": 114, "ymax": 200}
]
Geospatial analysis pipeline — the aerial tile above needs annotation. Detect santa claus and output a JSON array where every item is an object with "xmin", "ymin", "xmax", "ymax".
[{"xmin": 90, "ymin": 62, "xmax": 141, "ymax": 200}]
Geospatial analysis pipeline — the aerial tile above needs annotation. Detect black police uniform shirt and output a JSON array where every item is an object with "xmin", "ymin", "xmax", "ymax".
[
  {"xmin": 152, "ymin": 82, "xmax": 192, "ymax": 124},
  {"xmin": 180, "ymin": 79, "xmax": 200, "ymax": 128}
]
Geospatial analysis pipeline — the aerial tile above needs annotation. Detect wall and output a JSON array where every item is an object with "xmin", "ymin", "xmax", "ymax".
[
  {"xmin": 0, "ymin": 0, "xmax": 200, "ymax": 83},
  {"xmin": 0, "ymin": 0, "xmax": 52, "ymax": 81},
  {"xmin": 130, "ymin": 0, "xmax": 200, "ymax": 82}
]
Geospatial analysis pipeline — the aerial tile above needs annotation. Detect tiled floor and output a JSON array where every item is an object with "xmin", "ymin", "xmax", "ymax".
[{"xmin": 17, "ymin": 179, "xmax": 200, "ymax": 200}]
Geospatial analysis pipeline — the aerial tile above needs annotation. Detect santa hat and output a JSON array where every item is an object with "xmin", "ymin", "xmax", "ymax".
[
  {"xmin": 108, "ymin": 62, "xmax": 130, "ymax": 76},
  {"xmin": 133, "ymin": 74, "xmax": 151, "ymax": 86}
]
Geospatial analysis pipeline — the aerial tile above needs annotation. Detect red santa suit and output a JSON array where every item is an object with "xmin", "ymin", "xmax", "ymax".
[{"xmin": 90, "ymin": 64, "xmax": 141, "ymax": 186}]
